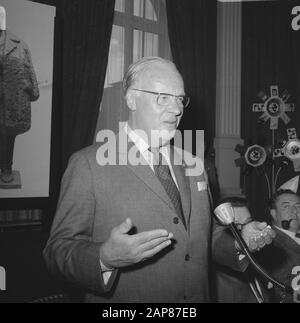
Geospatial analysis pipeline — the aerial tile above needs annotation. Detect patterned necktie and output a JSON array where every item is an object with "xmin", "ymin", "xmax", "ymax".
[{"xmin": 152, "ymin": 149, "xmax": 186, "ymax": 229}]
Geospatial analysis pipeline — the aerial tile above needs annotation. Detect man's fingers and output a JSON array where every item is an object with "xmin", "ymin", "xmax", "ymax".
[
  {"xmin": 265, "ymin": 226, "xmax": 276, "ymax": 238},
  {"xmin": 262, "ymin": 232, "xmax": 272, "ymax": 245},
  {"xmin": 134, "ymin": 229, "xmax": 172, "ymax": 245},
  {"xmin": 142, "ymin": 239, "xmax": 172, "ymax": 259},
  {"xmin": 249, "ymin": 237, "xmax": 258, "ymax": 251},
  {"xmin": 242, "ymin": 222, "xmax": 275, "ymax": 252},
  {"xmin": 139, "ymin": 235, "xmax": 173, "ymax": 252},
  {"xmin": 256, "ymin": 221, "xmax": 268, "ymax": 230},
  {"xmin": 115, "ymin": 218, "xmax": 133, "ymax": 234},
  {"xmin": 256, "ymin": 236, "xmax": 265, "ymax": 248}
]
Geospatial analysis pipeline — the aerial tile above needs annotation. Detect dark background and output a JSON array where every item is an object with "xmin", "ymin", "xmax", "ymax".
[{"xmin": 241, "ymin": 0, "xmax": 300, "ymax": 221}]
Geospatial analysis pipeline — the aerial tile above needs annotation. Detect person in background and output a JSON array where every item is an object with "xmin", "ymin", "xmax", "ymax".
[
  {"xmin": 258, "ymin": 189, "xmax": 300, "ymax": 303},
  {"xmin": 213, "ymin": 197, "xmax": 274, "ymax": 303}
]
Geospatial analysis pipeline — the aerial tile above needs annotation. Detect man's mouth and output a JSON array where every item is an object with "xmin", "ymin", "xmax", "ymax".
[
  {"xmin": 281, "ymin": 218, "xmax": 298, "ymax": 230},
  {"xmin": 281, "ymin": 220, "xmax": 293, "ymax": 230},
  {"xmin": 164, "ymin": 120, "xmax": 177, "ymax": 125}
]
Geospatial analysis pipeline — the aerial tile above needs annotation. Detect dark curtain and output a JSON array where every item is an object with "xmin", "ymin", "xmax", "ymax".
[
  {"xmin": 166, "ymin": 0, "xmax": 217, "ymax": 152},
  {"xmin": 242, "ymin": 0, "xmax": 300, "ymax": 220},
  {"xmin": 60, "ymin": 0, "xmax": 115, "ymax": 171}
]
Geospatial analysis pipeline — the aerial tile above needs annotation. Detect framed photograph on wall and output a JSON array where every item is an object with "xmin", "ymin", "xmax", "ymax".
[{"xmin": 0, "ymin": 0, "xmax": 57, "ymax": 214}]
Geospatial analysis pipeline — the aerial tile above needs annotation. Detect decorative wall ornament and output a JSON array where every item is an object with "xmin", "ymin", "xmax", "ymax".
[
  {"xmin": 237, "ymin": 85, "xmax": 298, "ymax": 199},
  {"xmin": 273, "ymin": 128, "xmax": 300, "ymax": 172},
  {"xmin": 252, "ymin": 85, "xmax": 295, "ymax": 130},
  {"xmin": 235, "ymin": 143, "xmax": 270, "ymax": 176},
  {"xmin": 235, "ymin": 142, "xmax": 273, "ymax": 194},
  {"xmin": 244, "ymin": 145, "xmax": 267, "ymax": 168}
]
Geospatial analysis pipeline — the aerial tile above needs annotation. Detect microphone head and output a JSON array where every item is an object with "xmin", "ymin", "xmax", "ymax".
[{"xmin": 214, "ymin": 202, "xmax": 235, "ymax": 225}]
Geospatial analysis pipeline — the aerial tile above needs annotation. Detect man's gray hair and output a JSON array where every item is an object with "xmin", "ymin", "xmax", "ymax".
[{"xmin": 122, "ymin": 56, "xmax": 178, "ymax": 96}]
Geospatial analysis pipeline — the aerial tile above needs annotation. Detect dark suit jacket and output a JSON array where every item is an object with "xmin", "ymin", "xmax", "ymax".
[
  {"xmin": 43, "ymin": 132, "xmax": 244, "ymax": 303},
  {"xmin": 213, "ymin": 262, "xmax": 273, "ymax": 303},
  {"xmin": 258, "ymin": 228, "xmax": 300, "ymax": 303}
]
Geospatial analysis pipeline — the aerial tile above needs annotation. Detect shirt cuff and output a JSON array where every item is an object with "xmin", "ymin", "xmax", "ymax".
[
  {"xmin": 100, "ymin": 258, "xmax": 115, "ymax": 285},
  {"xmin": 238, "ymin": 252, "xmax": 246, "ymax": 261},
  {"xmin": 237, "ymin": 250, "xmax": 249, "ymax": 271},
  {"xmin": 100, "ymin": 258, "xmax": 114, "ymax": 272}
]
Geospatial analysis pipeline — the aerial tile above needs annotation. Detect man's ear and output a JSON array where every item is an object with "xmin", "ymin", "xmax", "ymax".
[
  {"xmin": 270, "ymin": 209, "xmax": 277, "ymax": 223},
  {"xmin": 126, "ymin": 90, "xmax": 137, "ymax": 111}
]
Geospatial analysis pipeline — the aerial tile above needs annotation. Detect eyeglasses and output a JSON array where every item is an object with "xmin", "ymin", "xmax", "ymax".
[{"xmin": 132, "ymin": 88, "xmax": 190, "ymax": 109}]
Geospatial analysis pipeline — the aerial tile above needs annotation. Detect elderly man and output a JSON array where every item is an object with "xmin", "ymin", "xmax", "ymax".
[
  {"xmin": 43, "ymin": 57, "xmax": 274, "ymax": 303},
  {"xmin": 259, "ymin": 189, "xmax": 300, "ymax": 303}
]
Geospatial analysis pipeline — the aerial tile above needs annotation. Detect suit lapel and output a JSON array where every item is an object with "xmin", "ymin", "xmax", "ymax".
[
  {"xmin": 117, "ymin": 130, "xmax": 177, "ymax": 214},
  {"xmin": 126, "ymin": 162, "xmax": 176, "ymax": 213}
]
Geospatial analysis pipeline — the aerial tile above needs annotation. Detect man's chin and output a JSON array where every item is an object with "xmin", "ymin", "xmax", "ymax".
[{"xmin": 152, "ymin": 129, "xmax": 176, "ymax": 147}]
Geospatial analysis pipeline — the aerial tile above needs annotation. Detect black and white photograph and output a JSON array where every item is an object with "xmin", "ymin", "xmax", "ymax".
[
  {"xmin": 0, "ymin": 0, "xmax": 300, "ymax": 309},
  {"xmin": 0, "ymin": 0, "xmax": 55, "ymax": 198}
]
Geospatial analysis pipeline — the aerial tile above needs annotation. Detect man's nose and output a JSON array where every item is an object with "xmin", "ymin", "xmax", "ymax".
[{"xmin": 169, "ymin": 98, "xmax": 183, "ymax": 115}]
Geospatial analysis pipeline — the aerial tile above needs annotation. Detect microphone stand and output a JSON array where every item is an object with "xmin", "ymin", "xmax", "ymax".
[{"xmin": 229, "ymin": 222, "xmax": 294, "ymax": 295}]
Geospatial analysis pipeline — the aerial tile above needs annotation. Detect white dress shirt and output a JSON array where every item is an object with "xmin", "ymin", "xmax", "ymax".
[
  {"xmin": 275, "ymin": 226, "xmax": 300, "ymax": 246},
  {"xmin": 124, "ymin": 122, "xmax": 179, "ymax": 187}
]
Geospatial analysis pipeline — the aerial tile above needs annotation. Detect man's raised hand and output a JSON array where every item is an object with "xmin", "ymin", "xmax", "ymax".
[
  {"xmin": 99, "ymin": 218, "xmax": 174, "ymax": 269},
  {"xmin": 241, "ymin": 221, "xmax": 276, "ymax": 252}
]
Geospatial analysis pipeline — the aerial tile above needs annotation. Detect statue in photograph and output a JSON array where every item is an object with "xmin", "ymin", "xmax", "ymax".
[{"xmin": 0, "ymin": 6, "xmax": 39, "ymax": 185}]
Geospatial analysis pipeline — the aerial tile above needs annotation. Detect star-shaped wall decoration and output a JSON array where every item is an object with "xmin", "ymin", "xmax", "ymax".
[{"xmin": 252, "ymin": 85, "xmax": 295, "ymax": 130}]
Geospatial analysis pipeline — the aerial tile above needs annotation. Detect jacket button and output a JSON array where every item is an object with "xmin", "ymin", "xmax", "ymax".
[
  {"xmin": 173, "ymin": 217, "xmax": 179, "ymax": 224},
  {"xmin": 185, "ymin": 254, "xmax": 190, "ymax": 261}
]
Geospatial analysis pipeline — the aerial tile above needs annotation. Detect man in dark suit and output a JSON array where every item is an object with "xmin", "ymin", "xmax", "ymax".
[
  {"xmin": 214, "ymin": 197, "xmax": 274, "ymax": 303},
  {"xmin": 260, "ymin": 189, "xmax": 300, "ymax": 303},
  {"xmin": 43, "ymin": 57, "xmax": 275, "ymax": 302}
]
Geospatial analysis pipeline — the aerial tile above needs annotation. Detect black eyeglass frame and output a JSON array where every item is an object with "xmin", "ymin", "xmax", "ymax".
[{"xmin": 131, "ymin": 88, "xmax": 190, "ymax": 108}]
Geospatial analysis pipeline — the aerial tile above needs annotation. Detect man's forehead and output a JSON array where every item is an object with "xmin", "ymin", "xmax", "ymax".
[
  {"xmin": 140, "ymin": 67, "xmax": 184, "ymax": 92},
  {"xmin": 277, "ymin": 193, "xmax": 300, "ymax": 205},
  {"xmin": 142, "ymin": 63, "xmax": 182, "ymax": 80}
]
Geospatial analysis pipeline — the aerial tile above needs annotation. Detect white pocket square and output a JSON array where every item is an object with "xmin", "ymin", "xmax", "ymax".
[{"xmin": 197, "ymin": 181, "xmax": 207, "ymax": 191}]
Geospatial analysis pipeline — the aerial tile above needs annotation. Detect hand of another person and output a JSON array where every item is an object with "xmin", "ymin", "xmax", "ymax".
[
  {"xmin": 241, "ymin": 221, "xmax": 276, "ymax": 252},
  {"xmin": 99, "ymin": 218, "xmax": 173, "ymax": 269}
]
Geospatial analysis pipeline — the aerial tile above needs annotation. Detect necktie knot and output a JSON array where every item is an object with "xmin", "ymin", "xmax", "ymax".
[{"xmin": 149, "ymin": 147, "xmax": 161, "ymax": 165}]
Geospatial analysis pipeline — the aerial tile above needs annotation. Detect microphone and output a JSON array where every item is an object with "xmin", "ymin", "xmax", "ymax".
[{"xmin": 214, "ymin": 202, "xmax": 293, "ymax": 295}]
